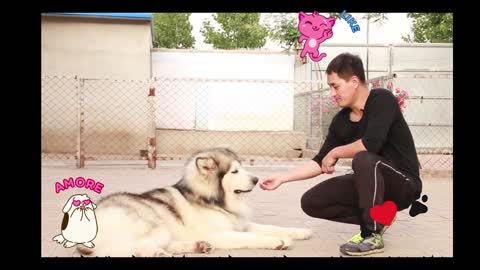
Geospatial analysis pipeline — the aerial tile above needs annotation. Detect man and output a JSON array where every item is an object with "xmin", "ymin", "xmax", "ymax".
[{"xmin": 260, "ymin": 53, "xmax": 422, "ymax": 256}]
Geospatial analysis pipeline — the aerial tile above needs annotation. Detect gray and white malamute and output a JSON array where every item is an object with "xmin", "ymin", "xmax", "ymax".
[{"xmin": 77, "ymin": 147, "xmax": 312, "ymax": 257}]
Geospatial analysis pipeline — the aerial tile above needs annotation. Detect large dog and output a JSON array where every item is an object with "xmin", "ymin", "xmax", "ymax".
[{"xmin": 77, "ymin": 147, "xmax": 312, "ymax": 257}]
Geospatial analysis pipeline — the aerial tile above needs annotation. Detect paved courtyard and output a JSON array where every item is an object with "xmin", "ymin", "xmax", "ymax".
[{"xmin": 41, "ymin": 160, "xmax": 452, "ymax": 257}]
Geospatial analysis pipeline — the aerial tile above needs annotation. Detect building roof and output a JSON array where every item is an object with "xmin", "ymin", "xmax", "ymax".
[{"xmin": 46, "ymin": 13, "xmax": 152, "ymax": 20}]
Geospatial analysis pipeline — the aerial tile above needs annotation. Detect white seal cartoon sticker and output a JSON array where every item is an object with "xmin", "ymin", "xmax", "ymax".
[{"xmin": 52, "ymin": 194, "xmax": 98, "ymax": 248}]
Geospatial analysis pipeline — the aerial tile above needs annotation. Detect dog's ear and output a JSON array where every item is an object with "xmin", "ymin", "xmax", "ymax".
[
  {"xmin": 62, "ymin": 195, "xmax": 76, "ymax": 213},
  {"xmin": 196, "ymin": 157, "xmax": 218, "ymax": 175}
]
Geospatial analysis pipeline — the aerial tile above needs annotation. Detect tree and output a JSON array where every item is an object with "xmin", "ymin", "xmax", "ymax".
[
  {"xmin": 361, "ymin": 13, "xmax": 387, "ymax": 81},
  {"xmin": 152, "ymin": 13, "xmax": 195, "ymax": 49},
  {"xmin": 200, "ymin": 13, "xmax": 268, "ymax": 49},
  {"xmin": 267, "ymin": 13, "xmax": 298, "ymax": 51},
  {"xmin": 402, "ymin": 13, "xmax": 452, "ymax": 43}
]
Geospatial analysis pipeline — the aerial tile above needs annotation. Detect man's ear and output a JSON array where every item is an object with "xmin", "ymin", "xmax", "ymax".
[
  {"xmin": 350, "ymin": 76, "xmax": 361, "ymax": 89},
  {"xmin": 196, "ymin": 157, "xmax": 218, "ymax": 176}
]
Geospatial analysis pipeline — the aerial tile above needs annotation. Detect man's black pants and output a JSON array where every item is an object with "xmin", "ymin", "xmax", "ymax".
[{"xmin": 301, "ymin": 151, "xmax": 420, "ymax": 235}]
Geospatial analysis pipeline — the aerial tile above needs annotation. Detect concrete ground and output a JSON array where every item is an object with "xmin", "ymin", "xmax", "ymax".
[{"xmin": 41, "ymin": 160, "xmax": 452, "ymax": 257}]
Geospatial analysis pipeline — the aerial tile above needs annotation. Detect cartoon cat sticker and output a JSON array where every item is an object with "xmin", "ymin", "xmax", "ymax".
[
  {"xmin": 298, "ymin": 11, "xmax": 336, "ymax": 62},
  {"xmin": 52, "ymin": 194, "xmax": 98, "ymax": 248}
]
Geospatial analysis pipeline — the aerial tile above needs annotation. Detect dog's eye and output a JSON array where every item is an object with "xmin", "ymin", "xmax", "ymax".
[{"xmin": 231, "ymin": 170, "xmax": 238, "ymax": 174}]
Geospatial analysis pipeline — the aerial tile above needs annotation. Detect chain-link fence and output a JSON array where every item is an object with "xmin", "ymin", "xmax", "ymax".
[
  {"xmin": 42, "ymin": 75, "xmax": 452, "ymax": 172},
  {"xmin": 151, "ymin": 77, "xmax": 305, "ymax": 166},
  {"xmin": 41, "ymin": 76, "xmax": 156, "ymax": 167},
  {"xmin": 42, "ymin": 76, "xmax": 78, "ymax": 160},
  {"xmin": 387, "ymin": 73, "xmax": 453, "ymax": 172}
]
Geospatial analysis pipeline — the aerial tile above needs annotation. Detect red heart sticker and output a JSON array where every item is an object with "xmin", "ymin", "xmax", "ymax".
[{"xmin": 370, "ymin": 201, "xmax": 397, "ymax": 226}]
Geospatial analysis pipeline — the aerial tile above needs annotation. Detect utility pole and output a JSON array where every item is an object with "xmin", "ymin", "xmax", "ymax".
[{"xmin": 366, "ymin": 14, "xmax": 370, "ymax": 81}]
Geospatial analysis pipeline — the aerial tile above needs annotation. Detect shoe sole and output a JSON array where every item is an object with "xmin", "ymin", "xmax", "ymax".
[
  {"xmin": 339, "ymin": 216, "xmax": 394, "ymax": 256},
  {"xmin": 340, "ymin": 248, "xmax": 385, "ymax": 256}
]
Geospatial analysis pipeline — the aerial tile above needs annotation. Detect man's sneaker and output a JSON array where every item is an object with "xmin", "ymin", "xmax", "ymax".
[
  {"xmin": 340, "ymin": 233, "xmax": 384, "ymax": 256},
  {"xmin": 339, "ymin": 232, "xmax": 364, "ymax": 251}
]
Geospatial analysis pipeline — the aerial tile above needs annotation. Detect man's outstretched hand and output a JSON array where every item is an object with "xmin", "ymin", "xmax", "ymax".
[{"xmin": 260, "ymin": 175, "xmax": 285, "ymax": 191}]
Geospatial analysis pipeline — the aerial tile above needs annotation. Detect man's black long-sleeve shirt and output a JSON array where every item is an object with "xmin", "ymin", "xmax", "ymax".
[{"xmin": 312, "ymin": 88, "xmax": 421, "ymax": 184}]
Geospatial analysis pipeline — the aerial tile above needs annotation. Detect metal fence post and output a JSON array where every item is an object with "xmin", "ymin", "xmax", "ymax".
[
  {"xmin": 147, "ymin": 84, "xmax": 157, "ymax": 169},
  {"xmin": 389, "ymin": 44, "xmax": 393, "ymax": 76},
  {"xmin": 76, "ymin": 77, "xmax": 85, "ymax": 168},
  {"xmin": 308, "ymin": 83, "xmax": 313, "ymax": 147}
]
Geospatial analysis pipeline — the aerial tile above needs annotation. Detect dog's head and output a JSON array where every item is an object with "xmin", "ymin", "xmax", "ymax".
[
  {"xmin": 63, "ymin": 194, "xmax": 97, "ymax": 214},
  {"xmin": 184, "ymin": 147, "xmax": 259, "ymax": 200}
]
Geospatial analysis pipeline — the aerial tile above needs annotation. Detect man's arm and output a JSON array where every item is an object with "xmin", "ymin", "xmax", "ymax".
[
  {"xmin": 330, "ymin": 139, "xmax": 367, "ymax": 159},
  {"xmin": 260, "ymin": 160, "xmax": 323, "ymax": 190},
  {"xmin": 322, "ymin": 90, "xmax": 398, "ymax": 172},
  {"xmin": 311, "ymin": 113, "xmax": 346, "ymax": 174},
  {"xmin": 361, "ymin": 90, "xmax": 398, "ymax": 153},
  {"xmin": 261, "ymin": 115, "xmax": 343, "ymax": 190},
  {"xmin": 321, "ymin": 139, "xmax": 367, "ymax": 173},
  {"xmin": 279, "ymin": 160, "xmax": 324, "ymax": 184}
]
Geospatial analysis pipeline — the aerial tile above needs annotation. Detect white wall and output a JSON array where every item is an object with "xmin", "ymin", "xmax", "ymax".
[
  {"xmin": 152, "ymin": 50, "xmax": 296, "ymax": 131},
  {"xmin": 41, "ymin": 15, "xmax": 153, "ymax": 156},
  {"xmin": 42, "ymin": 15, "xmax": 152, "ymax": 79}
]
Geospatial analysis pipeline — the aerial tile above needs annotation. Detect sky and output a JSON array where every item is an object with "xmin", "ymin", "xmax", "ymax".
[{"xmin": 188, "ymin": 13, "xmax": 414, "ymax": 51}]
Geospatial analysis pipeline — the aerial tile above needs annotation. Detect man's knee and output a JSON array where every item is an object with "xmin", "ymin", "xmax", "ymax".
[
  {"xmin": 300, "ymin": 192, "xmax": 317, "ymax": 217},
  {"xmin": 300, "ymin": 191, "xmax": 327, "ymax": 219},
  {"xmin": 352, "ymin": 151, "xmax": 379, "ymax": 171}
]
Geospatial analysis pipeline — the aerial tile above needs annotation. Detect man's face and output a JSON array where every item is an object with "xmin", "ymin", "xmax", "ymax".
[{"xmin": 327, "ymin": 72, "xmax": 358, "ymax": 108}]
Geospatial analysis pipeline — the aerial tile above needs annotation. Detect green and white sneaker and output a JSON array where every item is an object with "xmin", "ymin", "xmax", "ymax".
[
  {"xmin": 339, "ymin": 216, "xmax": 396, "ymax": 256},
  {"xmin": 340, "ymin": 232, "xmax": 384, "ymax": 256},
  {"xmin": 339, "ymin": 232, "xmax": 364, "ymax": 252}
]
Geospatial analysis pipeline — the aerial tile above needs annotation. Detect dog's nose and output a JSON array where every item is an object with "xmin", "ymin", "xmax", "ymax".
[{"xmin": 251, "ymin": 177, "xmax": 259, "ymax": 185}]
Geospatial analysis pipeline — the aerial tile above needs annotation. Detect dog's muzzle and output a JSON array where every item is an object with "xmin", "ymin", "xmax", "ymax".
[{"xmin": 234, "ymin": 177, "xmax": 259, "ymax": 194}]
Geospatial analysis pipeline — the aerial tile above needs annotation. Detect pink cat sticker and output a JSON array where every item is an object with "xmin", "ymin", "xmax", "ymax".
[{"xmin": 298, "ymin": 11, "xmax": 336, "ymax": 62}]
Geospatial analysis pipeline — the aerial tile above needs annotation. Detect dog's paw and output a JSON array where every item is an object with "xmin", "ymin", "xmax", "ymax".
[
  {"xmin": 290, "ymin": 228, "xmax": 313, "ymax": 240},
  {"xmin": 275, "ymin": 237, "xmax": 292, "ymax": 250},
  {"xmin": 195, "ymin": 241, "xmax": 214, "ymax": 253},
  {"xmin": 152, "ymin": 249, "xmax": 173, "ymax": 257}
]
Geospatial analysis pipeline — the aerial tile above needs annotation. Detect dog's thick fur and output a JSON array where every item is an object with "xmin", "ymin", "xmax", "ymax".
[{"xmin": 77, "ymin": 147, "xmax": 312, "ymax": 257}]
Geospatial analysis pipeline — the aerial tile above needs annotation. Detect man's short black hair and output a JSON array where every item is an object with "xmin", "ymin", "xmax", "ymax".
[{"xmin": 326, "ymin": 53, "xmax": 366, "ymax": 83}]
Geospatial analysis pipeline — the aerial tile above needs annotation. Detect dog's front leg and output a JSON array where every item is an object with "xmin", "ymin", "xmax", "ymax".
[
  {"xmin": 247, "ymin": 222, "xmax": 312, "ymax": 240},
  {"xmin": 166, "ymin": 240, "xmax": 214, "ymax": 255},
  {"xmin": 209, "ymin": 231, "xmax": 291, "ymax": 250}
]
